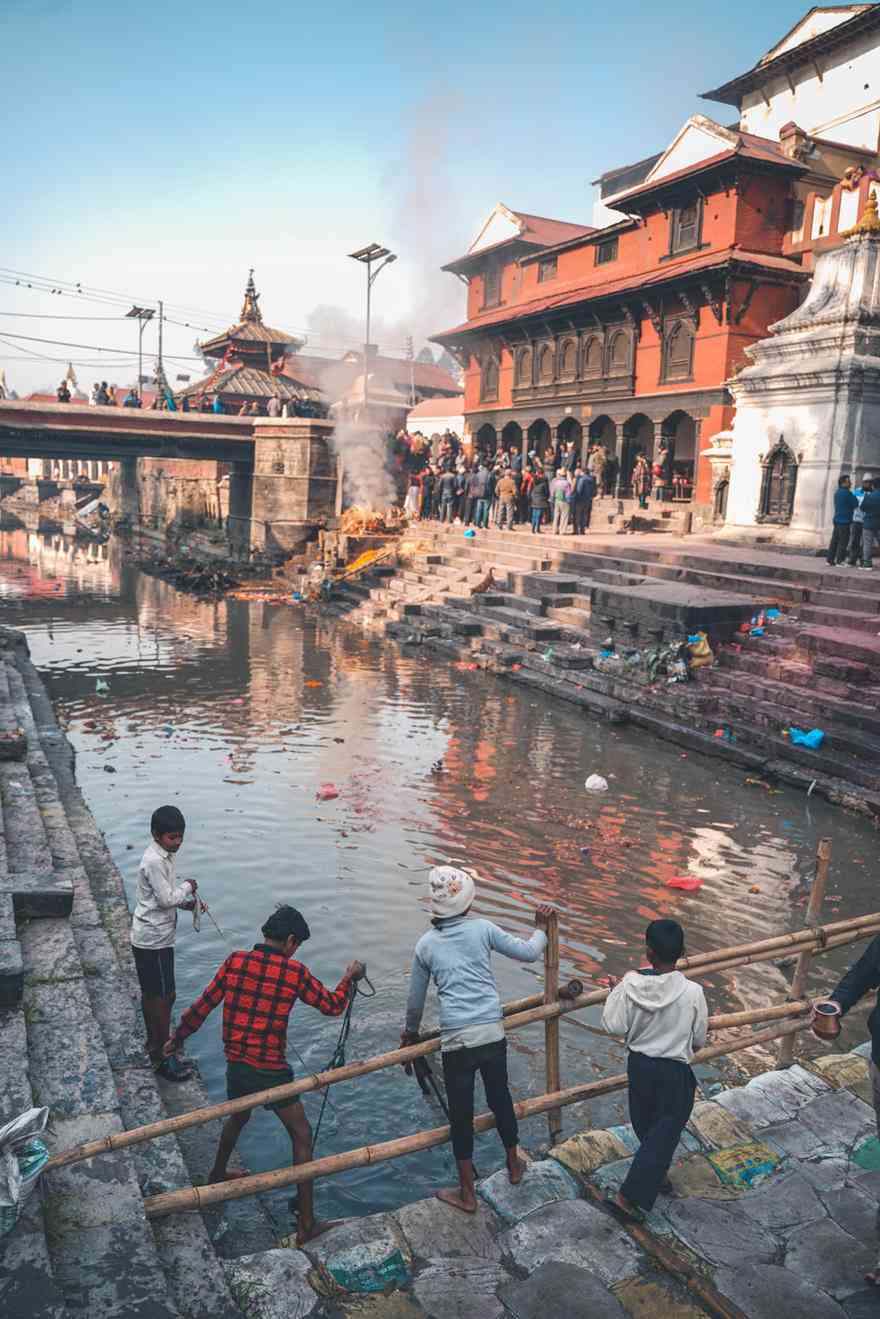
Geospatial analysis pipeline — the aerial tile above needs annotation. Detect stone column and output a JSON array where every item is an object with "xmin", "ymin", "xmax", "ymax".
[
  {"xmin": 248, "ymin": 418, "xmax": 336, "ymax": 556},
  {"xmin": 117, "ymin": 457, "xmax": 141, "ymax": 524},
  {"xmin": 227, "ymin": 461, "xmax": 254, "ymax": 558}
]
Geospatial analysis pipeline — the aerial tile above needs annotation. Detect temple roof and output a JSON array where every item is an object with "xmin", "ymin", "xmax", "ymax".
[
  {"xmin": 197, "ymin": 271, "xmax": 305, "ymax": 358},
  {"xmin": 176, "ymin": 363, "xmax": 322, "ymax": 402},
  {"xmin": 443, "ymin": 205, "xmax": 594, "ymax": 274}
]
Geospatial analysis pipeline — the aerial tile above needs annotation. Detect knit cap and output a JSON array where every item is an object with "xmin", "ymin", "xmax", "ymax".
[{"xmin": 428, "ymin": 865, "xmax": 475, "ymax": 918}]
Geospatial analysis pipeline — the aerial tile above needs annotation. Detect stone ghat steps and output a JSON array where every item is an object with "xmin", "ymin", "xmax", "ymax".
[
  {"xmin": 700, "ymin": 665, "xmax": 880, "ymax": 742},
  {"xmin": 3, "ymin": 636, "xmax": 254, "ymax": 1319}
]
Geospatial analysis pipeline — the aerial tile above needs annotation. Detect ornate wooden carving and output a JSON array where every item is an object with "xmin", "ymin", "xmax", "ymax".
[
  {"xmin": 731, "ymin": 279, "xmax": 758, "ymax": 326},
  {"xmin": 700, "ymin": 281, "xmax": 723, "ymax": 325},
  {"xmin": 677, "ymin": 290, "xmax": 699, "ymax": 327},
  {"xmin": 641, "ymin": 300, "xmax": 662, "ymax": 336}
]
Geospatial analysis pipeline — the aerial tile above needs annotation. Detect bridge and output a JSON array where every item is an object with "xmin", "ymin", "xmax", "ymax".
[{"xmin": 0, "ymin": 400, "xmax": 338, "ymax": 552}]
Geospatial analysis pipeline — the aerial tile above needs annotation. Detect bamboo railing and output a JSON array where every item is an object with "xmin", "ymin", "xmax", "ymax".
[{"xmin": 43, "ymin": 837, "xmax": 872, "ymax": 1219}]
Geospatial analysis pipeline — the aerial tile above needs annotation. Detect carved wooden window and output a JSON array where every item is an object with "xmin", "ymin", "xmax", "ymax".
[
  {"xmin": 758, "ymin": 444, "xmax": 798, "ymax": 523},
  {"xmin": 481, "ymin": 356, "xmax": 499, "ymax": 401},
  {"xmin": 608, "ymin": 330, "xmax": 631, "ymax": 374},
  {"xmin": 537, "ymin": 256, "xmax": 558, "ymax": 283},
  {"xmin": 483, "ymin": 262, "xmax": 500, "ymax": 308},
  {"xmin": 662, "ymin": 320, "xmax": 694, "ymax": 382},
  {"xmin": 560, "ymin": 339, "xmax": 577, "ymax": 377},
  {"xmin": 538, "ymin": 344, "xmax": 554, "ymax": 383},
  {"xmin": 515, "ymin": 347, "xmax": 532, "ymax": 386},
  {"xmin": 596, "ymin": 238, "xmax": 618, "ymax": 266},
  {"xmin": 670, "ymin": 199, "xmax": 702, "ymax": 254},
  {"xmin": 583, "ymin": 336, "xmax": 603, "ymax": 377}
]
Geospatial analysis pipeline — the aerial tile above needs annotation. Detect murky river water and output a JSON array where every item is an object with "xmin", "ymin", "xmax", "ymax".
[{"xmin": 1, "ymin": 527, "xmax": 877, "ymax": 1225}]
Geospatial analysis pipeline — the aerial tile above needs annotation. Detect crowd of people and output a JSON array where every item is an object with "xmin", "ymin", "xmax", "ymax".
[
  {"xmin": 827, "ymin": 473, "xmax": 880, "ymax": 570},
  {"xmin": 54, "ymin": 379, "xmax": 320, "ymax": 418}
]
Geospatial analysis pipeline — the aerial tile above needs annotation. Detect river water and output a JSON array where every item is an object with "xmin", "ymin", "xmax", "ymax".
[{"xmin": 1, "ymin": 527, "xmax": 877, "ymax": 1225}]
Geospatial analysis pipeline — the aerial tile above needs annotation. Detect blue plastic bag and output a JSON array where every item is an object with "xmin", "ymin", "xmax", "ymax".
[
  {"xmin": 789, "ymin": 726, "xmax": 825, "ymax": 748},
  {"xmin": 750, "ymin": 627, "xmax": 765, "ymax": 637},
  {"xmin": 766, "ymin": 607, "xmax": 781, "ymax": 620}
]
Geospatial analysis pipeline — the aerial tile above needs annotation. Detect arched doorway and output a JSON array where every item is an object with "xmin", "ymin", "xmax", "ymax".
[
  {"xmin": 501, "ymin": 421, "xmax": 523, "ymax": 462},
  {"xmin": 713, "ymin": 477, "xmax": 729, "ymax": 524},
  {"xmin": 557, "ymin": 416, "xmax": 583, "ymax": 465},
  {"xmin": 758, "ymin": 441, "xmax": 798, "ymax": 523},
  {"xmin": 588, "ymin": 416, "xmax": 618, "ymax": 493},
  {"xmin": 621, "ymin": 414, "xmax": 653, "ymax": 495},
  {"xmin": 475, "ymin": 424, "xmax": 497, "ymax": 463},
  {"xmin": 527, "ymin": 419, "xmax": 551, "ymax": 465},
  {"xmin": 661, "ymin": 411, "xmax": 697, "ymax": 501}
]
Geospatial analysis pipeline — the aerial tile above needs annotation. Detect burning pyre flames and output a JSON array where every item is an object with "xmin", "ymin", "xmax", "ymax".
[{"xmin": 339, "ymin": 505, "xmax": 406, "ymax": 536}]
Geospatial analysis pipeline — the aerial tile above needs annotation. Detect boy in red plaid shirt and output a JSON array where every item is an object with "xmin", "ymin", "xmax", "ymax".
[{"xmin": 165, "ymin": 904, "xmax": 363, "ymax": 1244}]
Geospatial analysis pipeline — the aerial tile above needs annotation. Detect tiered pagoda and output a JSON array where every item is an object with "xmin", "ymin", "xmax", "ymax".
[{"xmin": 177, "ymin": 272, "xmax": 325, "ymax": 415}]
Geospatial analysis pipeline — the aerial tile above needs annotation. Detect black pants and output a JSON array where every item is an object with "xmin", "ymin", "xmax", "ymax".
[
  {"xmin": 442, "ymin": 1039, "xmax": 518, "ymax": 1161},
  {"xmin": 827, "ymin": 524, "xmax": 851, "ymax": 564},
  {"xmin": 849, "ymin": 523, "xmax": 863, "ymax": 565},
  {"xmin": 573, "ymin": 500, "xmax": 592, "ymax": 534},
  {"xmin": 620, "ymin": 1052, "xmax": 696, "ymax": 1212}
]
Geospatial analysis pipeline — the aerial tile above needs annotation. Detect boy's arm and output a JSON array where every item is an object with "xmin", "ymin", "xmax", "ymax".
[
  {"xmin": 296, "ymin": 966, "xmax": 353, "ymax": 1017},
  {"xmin": 486, "ymin": 920, "xmax": 547, "ymax": 964},
  {"xmin": 404, "ymin": 950, "xmax": 431, "ymax": 1036},
  {"xmin": 829, "ymin": 936, "xmax": 880, "ymax": 1014},
  {"xmin": 601, "ymin": 980, "xmax": 631, "ymax": 1039},
  {"xmin": 693, "ymin": 987, "xmax": 709, "ymax": 1051},
  {"xmin": 170, "ymin": 959, "xmax": 227, "ymax": 1046},
  {"xmin": 144, "ymin": 855, "xmax": 193, "ymax": 908}
]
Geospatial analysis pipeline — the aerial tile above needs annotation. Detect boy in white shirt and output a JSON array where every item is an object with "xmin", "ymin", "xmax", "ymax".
[
  {"xmin": 130, "ymin": 805, "xmax": 199, "ymax": 1081},
  {"xmin": 601, "ymin": 919, "xmax": 708, "ymax": 1221}
]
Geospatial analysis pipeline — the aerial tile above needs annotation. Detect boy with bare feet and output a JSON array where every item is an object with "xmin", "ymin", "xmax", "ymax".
[
  {"xmin": 402, "ymin": 865, "xmax": 552, "ymax": 1213},
  {"xmin": 164, "ymin": 904, "xmax": 364, "ymax": 1245},
  {"xmin": 601, "ymin": 919, "xmax": 708, "ymax": 1223}
]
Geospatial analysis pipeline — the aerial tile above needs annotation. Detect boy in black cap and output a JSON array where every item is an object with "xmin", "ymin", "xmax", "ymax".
[
  {"xmin": 165, "ymin": 904, "xmax": 364, "ymax": 1244},
  {"xmin": 601, "ymin": 919, "xmax": 708, "ymax": 1221}
]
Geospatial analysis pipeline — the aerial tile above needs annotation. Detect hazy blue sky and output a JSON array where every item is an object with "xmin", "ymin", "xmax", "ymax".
[{"xmin": 1, "ymin": 0, "xmax": 812, "ymax": 391}]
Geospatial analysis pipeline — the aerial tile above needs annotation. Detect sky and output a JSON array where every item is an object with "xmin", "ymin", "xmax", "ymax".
[{"xmin": 0, "ymin": 0, "xmax": 815, "ymax": 394}]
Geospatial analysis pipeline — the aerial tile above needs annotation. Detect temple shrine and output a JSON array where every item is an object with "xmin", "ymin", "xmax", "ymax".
[{"xmin": 177, "ymin": 272, "xmax": 324, "ymax": 416}]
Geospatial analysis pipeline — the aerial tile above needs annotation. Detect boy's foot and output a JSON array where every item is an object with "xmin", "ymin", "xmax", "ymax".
[
  {"xmin": 155, "ymin": 1055, "xmax": 194, "ymax": 1082},
  {"xmin": 296, "ymin": 1218, "xmax": 341, "ymax": 1247},
  {"xmin": 436, "ymin": 1187, "xmax": 478, "ymax": 1214},
  {"xmin": 506, "ymin": 1150, "xmax": 526, "ymax": 1185},
  {"xmin": 604, "ymin": 1191, "xmax": 646, "ymax": 1224}
]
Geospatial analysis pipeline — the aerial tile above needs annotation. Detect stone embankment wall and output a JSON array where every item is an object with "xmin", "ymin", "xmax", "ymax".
[{"xmin": 108, "ymin": 458, "xmax": 227, "ymax": 532}]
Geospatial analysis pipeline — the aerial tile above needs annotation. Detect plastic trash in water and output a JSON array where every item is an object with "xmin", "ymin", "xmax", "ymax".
[
  {"xmin": 666, "ymin": 875, "xmax": 704, "ymax": 892},
  {"xmin": 750, "ymin": 626, "xmax": 765, "ymax": 637},
  {"xmin": 766, "ymin": 607, "xmax": 782, "ymax": 620},
  {"xmin": 584, "ymin": 774, "xmax": 609, "ymax": 793},
  {"xmin": 789, "ymin": 726, "xmax": 825, "ymax": 749},
  {"xmin": 95, "ymin": 679, "xmax": 109, "ymax": 694},
  {"xmin": 316, "ymin": 783, "xmax": 339, "ymax": 801}
]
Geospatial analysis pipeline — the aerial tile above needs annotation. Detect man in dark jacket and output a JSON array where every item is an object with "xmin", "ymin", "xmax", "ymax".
[
  {"xmin": 821, "ymin": 936, "xmax": 880, "ymax": 1132},
  {"xmin": 420, "ymin": 466, "xmax": 434, "ymax": 521},
  {"xmin": 827, "ymin": 475, "xmax": 858, "ymax": 566},
  {"xmin": 438, "ymin": 469, "xmax": 458, "ymax": 523},
  {"xmin": 860, "ymin": 478, "xmax": 880, "ymax": 570},
  {"xmin": 573, "ymin": 468, "xmax": 597, "ymax": 535}
]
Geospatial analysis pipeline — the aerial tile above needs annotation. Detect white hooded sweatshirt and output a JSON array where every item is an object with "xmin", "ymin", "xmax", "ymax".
[{"xmin": 601, "ymin": 970, "xmax": 708, "ymax": 1065}]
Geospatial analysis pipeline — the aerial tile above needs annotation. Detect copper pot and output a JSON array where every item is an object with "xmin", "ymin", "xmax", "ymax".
[{"xmin": 813, "ymin": 1002, "xmax": 842, "ymax": 1041}]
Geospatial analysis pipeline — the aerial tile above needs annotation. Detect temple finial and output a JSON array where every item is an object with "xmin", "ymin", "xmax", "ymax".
[
  {"xmin": 844, "ymin": 190, "xmax": 880, "ymax": 239},
  {"xmin": 239, "ymin": 269, "xmax": 263, "ymax": 323}
]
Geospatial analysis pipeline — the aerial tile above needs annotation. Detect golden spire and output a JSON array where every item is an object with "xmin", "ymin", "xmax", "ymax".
[
  {"xmin": 843, "ymin": 190, "xmax": 880, "ymax": 238},
  {"xmin": 239, "ymin": 269, "xmax": 263, "ymax": 323}
]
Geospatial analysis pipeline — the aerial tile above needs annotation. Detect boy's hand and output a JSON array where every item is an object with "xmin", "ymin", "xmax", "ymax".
[
  {"xmin": 535, "ymin": 904, "xmax": 555, "ymax": 928},
  {"xmin": 162, "ymin": 1036, "xmax": 180, "ymax": 1059},
  {"xmin": 180, "ymin": 899, "xmax": 196, "ymax": 912},
  {"xmin": 346, "ymin": 960, "xmax": 366, "ymax": 982},
  {"xmin": 400, "ymin": 1029, "xmax": 420, "ymax": 1074}
]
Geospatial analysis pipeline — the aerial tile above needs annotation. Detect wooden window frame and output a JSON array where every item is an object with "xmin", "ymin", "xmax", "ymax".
[
  {"xmin": 482, "ymin": 261, "xmax": 501, "ymax": 309},
  {"xmin": 595, "ymin": 237, "xmax": 619, "ymax": 266},
  {"xmin": 480, "ymin": 356, "xmax": 500, "ymax": 402},
  {"xmin": 537, "ymin": 256, "xmax": 558, "ymax": 283},
  {"xmin": 515, "ymin": 347, "xmax": 533, "ymax": 387},
  {"xmin": 669, "ymin": 197, "xmax": 703, "ymax": 256},
  {"xmin": 607, "ymin": 329, "xmax": 631, "ymax": 375},
  {"xmin": 582, "ymin": 334, "xmax": 604, "ymax": 378},
  {"xmin": 537, "ymin": 343, "xmax": 555, "ymax": 384},
  {"xmin": 661, "ymin": 318, "xmax": 695, "ymax": 383},
  {"xmin": 559, "ymin": 337, "xmax": 577, "ymax": 378}
]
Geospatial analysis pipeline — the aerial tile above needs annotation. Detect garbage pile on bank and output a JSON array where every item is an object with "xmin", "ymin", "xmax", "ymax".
[{"xmin": 136, "ymin": 552, "xmax": 242, "ymax": 599}]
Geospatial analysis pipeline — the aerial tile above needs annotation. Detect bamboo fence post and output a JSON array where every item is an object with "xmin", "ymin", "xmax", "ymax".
[
  {"xmin": 777, "ymin": 837, "xmax": 832, "ymax": 1069},
  {"xmin": 543, "ymin": 911, "xmax": 562, "ymax": 1146}
]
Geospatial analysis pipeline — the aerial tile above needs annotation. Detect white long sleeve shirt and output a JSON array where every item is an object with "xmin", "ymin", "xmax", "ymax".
[{"xmin": 130, "ymin": 841, "xmax": 193, "ymax": 950}]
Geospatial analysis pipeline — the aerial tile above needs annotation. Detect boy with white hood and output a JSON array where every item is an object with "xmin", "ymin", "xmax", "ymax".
[{"xmin": 601, "ymin": 918, "xmax": 708, "ymax": 1221}]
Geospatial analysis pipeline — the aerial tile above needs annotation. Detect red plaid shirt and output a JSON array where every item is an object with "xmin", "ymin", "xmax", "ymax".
[{"xmin": 173, "ymin": 944, "xmax": 353, "ymax": 1070}]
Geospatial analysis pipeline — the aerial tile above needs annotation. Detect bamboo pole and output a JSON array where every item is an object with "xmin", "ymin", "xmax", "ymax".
[
  {"xmin": 777, "ymin": 837, "xmax": 832, "ymax": 1069},
  {"xmin": 143, "ymin": 1018, "xmax": 806, "ymax": 1219},
  {"xmin": 543, "ymin": 911, "xmax": 562, "ymax": 1145}
]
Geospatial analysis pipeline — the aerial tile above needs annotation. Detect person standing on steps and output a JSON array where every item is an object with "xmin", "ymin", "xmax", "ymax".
[
  {"xmin": 164, "ymin": 903, "xmax": 364, "ymax": 1246},
  {"xmin": 402, "ymin": 866, "xmax": 552, "ymax": 1213},
  {"xmin": 601, "ymin": 919, "xmax": 708, "ymax": 1223},
  {"xmin": 827, "ymin": 474, "xmax": 858, "ymax": 566},
  {"xmin": 550, "ymin": 468, "xmax": 572, "ymax": 535},
  {"xmin": 860, "ymin": 477, "xmax": 880, "ymax": 570},
  {"xmin": 848, "ymin": 475, "xmax": 869, "ymax": 567},
  {"xmin": 529, "ymin": 468, "xmax": 549, "ymax": 533},
  {"xmin": 130, "ymin": 805, "xmax": 201, "ymax": 1081}
]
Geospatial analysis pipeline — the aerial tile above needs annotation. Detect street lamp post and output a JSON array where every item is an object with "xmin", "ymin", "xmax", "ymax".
[
  {"xmin": 126, "ymin": 306, "xmax": 155, "ymax": 404},
  {"xmin": 348, "ymin": 244, "xmax": 397, "ymax": 419}
]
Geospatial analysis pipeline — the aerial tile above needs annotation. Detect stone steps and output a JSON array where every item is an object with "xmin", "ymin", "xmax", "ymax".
[
  {"xmin": 701, "ymin": 666, "xmax": 880, "ymax": 741},
  {"xmin": 797, "ymin": 604, "xmax": 880, "ymax": 635},
  {"xmin": 6, "ymin": 636, "xmax": 254, "ymax": 1318}
]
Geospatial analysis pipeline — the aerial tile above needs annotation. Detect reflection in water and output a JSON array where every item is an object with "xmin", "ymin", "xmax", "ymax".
[{"xmin": 2, "ymin": 529, "xmax": 876, "ymax": 1224}]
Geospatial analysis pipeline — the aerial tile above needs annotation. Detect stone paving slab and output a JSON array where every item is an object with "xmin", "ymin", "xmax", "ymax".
[
  {"xmin": 412, "ymin": 1258, "xmax": 507, "ymax": 1319},
  {"xmin": 797, "ymin": 1090, "xmax": 877, "ymax": 1151},
  {"xmin": 25, "ymin": 1004, "xmax": 118, "ymax": 1119},
  {"xmin": 661, "ymin": 1195, "xmax": 780, "ymax": 1269},
  {"xmin": 497, "ymin": 1199, "xmax": 642, "ymax": 1287},
  {"xmin": 0, "ymin": 1004, "xmax": 31, "ymax": 1117},
  {"xmin": 477, "ymin": 1156, "xmax": 580, "ymax": 1226},
  {"xmin": 224, "ymin": 1248, "xmax": 318, "ymax": 1319},
  {"xmin": 733, "ymin": 1168, "xmax": 825, "ymax": 1233},
  {"xmin": 42, "ymin": 1113, "xmax": 146, "ymax": 1235},
  {"xmin": 713, "ymin": 1263, "xmax": 847, "ymax": 1319},
  {"xmin": 47, "ymin": 1220, "xmax": 181, "ymax": 1319},
  {"xmin": 394, "ymin": 1196, "xmax": 502, "ymax": 1262},
  {"xmin": 783, "ymin": 1218, "xmax": 876, "ymax": 1300},
  {"xmin": 612, "ymin": 1275, "xmax": 708, "ymax": 1319},
  {"xmin": 498, "ymin": 1259, "xmax": 627, "ymax": 1318}
]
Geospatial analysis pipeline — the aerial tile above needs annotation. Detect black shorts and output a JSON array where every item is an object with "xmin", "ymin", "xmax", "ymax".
[
  {"xmin": 131, "ymin": 944, "xmax": 175, "ymax": 999},
  {"xmin": 227, "ymin": 1060, "xmax": 295, "ymax": 1112}
]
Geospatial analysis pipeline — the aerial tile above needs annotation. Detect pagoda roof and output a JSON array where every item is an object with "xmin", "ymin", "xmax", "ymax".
[
  {"xmin": 197, "ymin": 270, "xmax": 305, "ymax": 357},
  {"xmin": 176, "ymin": 363, "xmax": 322, "ymax": 403}
]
